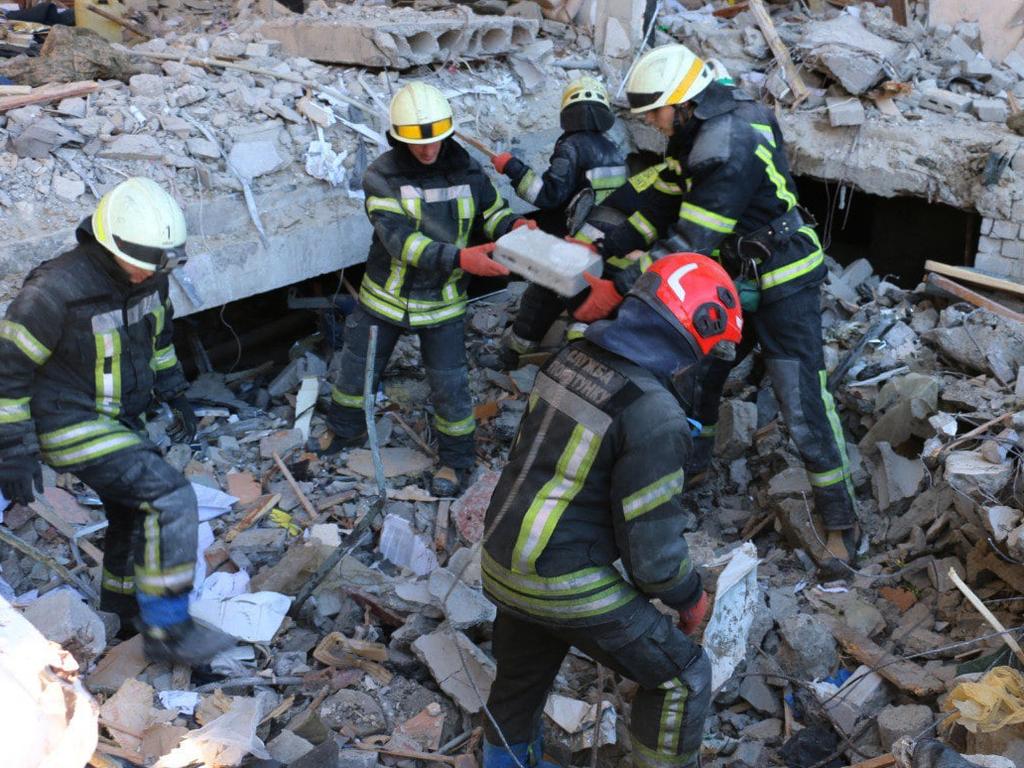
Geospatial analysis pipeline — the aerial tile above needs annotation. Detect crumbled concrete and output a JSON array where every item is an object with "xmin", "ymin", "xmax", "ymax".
[
  {"xmin": 714, "ymin": 400, "xmax": 758, "ymax": 460},
  {"xmin": 877, "ymin": 704, "xmax": 934, "ymax": 751},
  {"xmin": 319, "ymin": 689, "xmax": 387, "ymax": 737},
  {"xmin": 23, "ymin": 589, "xmax": 107, "ymax": 664},
  {"xmin": 777, "ymin": 613, "xmax": 838, "ymax": 680}
]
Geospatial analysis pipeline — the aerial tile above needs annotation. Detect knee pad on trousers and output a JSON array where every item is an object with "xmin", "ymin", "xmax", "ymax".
[{"xmin": 765, "ymin": 358, "xmax": 814, "ymax": 447}]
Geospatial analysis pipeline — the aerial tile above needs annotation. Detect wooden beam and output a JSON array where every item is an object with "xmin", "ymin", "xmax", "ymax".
[
  {"xmin": 86, "ymin": 4, "xmax": 150, "ymax": 39},
  {"xmin": 888, "ymin": 0, "xmax": 907, "ymax": 26},
  {"xmin": 824, "ymin": 617, "xmax": 946, "ymax": 696},
  {"xmin": 29, "ymin": 498, "xmax": 104, "ymax": 564},
  {"xmin": 925, "ymin": 259, "xmax": 1024, "ymax": 298},
  {"xmin": 747, "ymin": 0, "xmax": 810, "ymax": 106},
  {"xmin": 926, "ymin": 272, "xmax": 1024, "ymax": 323},
  {"xmin": 0, "ymin": 81, "xmax": 98, "ymax": 113}
]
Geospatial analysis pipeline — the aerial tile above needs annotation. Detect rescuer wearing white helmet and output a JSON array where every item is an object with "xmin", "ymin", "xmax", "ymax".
[
  {"xmin": 325, "ymin": 81, "xmax": 536, "ymax": 496},
  {"xmin": 0, "ymin": 177, "xmax": 233, "ymax": 666},
  {"xmin": 573, "ymin": 43, "xmax": 861, "ymax": 571}
]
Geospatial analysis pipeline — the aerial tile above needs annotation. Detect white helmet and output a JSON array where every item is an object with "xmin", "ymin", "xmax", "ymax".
[
  {"xmin": 561, "ymin": 76, "xmax": 610, "ymax": 110},
  {"xmin": 625, "ymin": 44, "xmax": 713, "ymax": 114},
  {"xmin": 705, "ymin": 58, "xmax": 735, "ymax": 86},
  {"xmin": 389, "ymin": 82, "xmax": 454, "ymax": 145},
  {"xmin": 92, "ymin": 177, "xmax": 187, "ymax": 272}
]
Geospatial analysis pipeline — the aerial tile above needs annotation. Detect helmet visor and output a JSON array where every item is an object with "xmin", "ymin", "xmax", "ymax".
[
  {"xmin": 626, "ymin": 90, "xmax": 661, "ymax": 111},
  {"xmin": 392, "ymin": 117, "xmax": 453, "ymax": 142},
  {"xmin": 113, "ymin": 234, "xmax": 188, "ymax": 272}
]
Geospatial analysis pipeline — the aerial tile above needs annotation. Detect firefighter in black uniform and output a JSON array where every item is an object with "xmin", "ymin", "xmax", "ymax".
[
  {"xmin": 0, "ymin": 177, "xmax": 232, "ymax": 666},
  {"xmin": 482, "ymin": 253, "xmax": 743, "ymax": 768},
  {"xmin": 487, "ymin": 76, "xmax": 628, "ymax": 369},
  {"xmin": 325, "ymin": 82, "xmax": 531, "ymax": 496},
  {"xmin": 575, "ymin": 43, "xmax": 859, "ymax": 567}
]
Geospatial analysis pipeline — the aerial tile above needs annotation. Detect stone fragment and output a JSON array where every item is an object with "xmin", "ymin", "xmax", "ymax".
[
  {"xmin": 319, "ymin": 689, "xmax": 387, "ymax": 737},
  {"xmin": 768, "ymin": 467, "xmax": 811, "ymax": 498},
  {"xmin": 826, "ymin": 96, "xmax": 866, "ymax": 127},
  {"xmin": 52, "ymin": 174, "xmax": 86, "ymax": 202},
  {"xmin": 714, "ymin": 400, "xmax": 758, "ymax": 460},
  {"xmin": 128, "ymin": 73, "xmax": 165, "ymax": 96},
  {"xmin": 428, "ymin": 567, "xmax": 496, "ymax": 631},
  {"xmin": 268, "ymin": 729, "xmax": 314, "ymax": 762},
  {"xmin": 259, "ymin": 428, "xmax": 304, "ymax": 459},
  {"xmin": 11, "ymin": 118, "xmax": 76, "ymax": 158},
  {"xmin": 507, "ymin": 0, "xmax": 543, "ymax": 20},
  {"xmin": 451, "ymin": 469, "xmax": 500, "ymax": 543},
  {"xmin": 739, "ymin": 659, "xmax": 782, "ymax": 716},
  {"xmin": 251, "ymin": 540, "xmax": 332, "ymax": 594},
  {"xmin": 57, "ymin": 97, "xmax": 87, "ymax": 117},
  {"xmin": 99, "ymin": 134, "xmax": 164, "ymax": 161},
  {"xmin": 604, "ymin": 17, "xmax": 631, "ymax": 58},
  {"xmin": 861, "ymin": 373, "xmax": 938, "ymax": 450},
  {"xmin": 211, "ymin": 36, "xmax": 247, "ymax": 57},
  {"xmin": 347, "ymin": 447, "xmax": 434, "ymax": 478},
  {"xmin": 227, "ymin": 139, "xmax": 287, "ymax": 180},
  {"xmin": 986, "ymin": 506, "xmax": 1022, "ymax": 543},
  {"xmin": 379, "ymin": 514, "xmax": 438, "ymax": 577},
  {"xmin": 945, "ymin": 451, "xmax": 1013, "ymax": 497},
  {"xmin": 886, "ymin": 483, "xmax": 954, "ymax": 545},
  {"xmin": 23, "ymin": 589, "xmax": 106, "ymax": 664},
  {"xmin": 172, "ymin": 84, "xmax": 207, "ymax": 107},
  {"xmin": 872, "ymin": 442, "xmax": 925, "ymax": 512},
  {"xmin": 798, "ymin": 14, "xmax": 903, "ymax": 94},
  {"xmin": 877, "ymin": 704, "xmax": 933, "ymax": 751},
  {"xmin": 819, "ymin": 665, "xmax": 890, "ymax": 736},
  {"xmin": 412, "ymin": 629, "xmax": 496, "ymax": 713},
  {"xmin": 337, "ymin": 749, "xmax": 380, "ymax": 767},
  {"xmin": 974, "ymin": 97, "xmax": 1009, "ymax": 123},
  {"xmin": 962, "ymin": 56, "xmax": 994, "ymax": 79},
  {"xmin": 777, "ymin": 613, "xmax": 838, "ymax": 680}
]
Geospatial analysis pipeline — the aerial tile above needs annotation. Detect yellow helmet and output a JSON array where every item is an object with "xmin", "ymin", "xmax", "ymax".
[
  {"xmin": 389, "ymin": 82, "xmax": 454, "ymax": 145},
  {"xmin": 625, "ymin": 44, "xmax": 712, "ymax": 114},
  {"xmin": 92, "ymin": 177, "xmax": 187, "ymax": 272},
  {"xmin": 561, "ymin": 76, "xmax": 610, "ymax": 111}
]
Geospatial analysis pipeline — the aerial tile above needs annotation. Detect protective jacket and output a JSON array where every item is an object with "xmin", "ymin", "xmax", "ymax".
[
  {"xmin": 603, "ymin": 83, "xmax": 827, "ymax": 303},
  {"xmin": 360, "ymin": 139, "xmax": 517, "ymax": 328},
  {"xmin": 0, "ymin": 222, "xmax": 186, "ymax": 471},
  {"xmin": 504, "ymin": 130, "xmax": 627, "ymax": 212},
  {"xmin": 483, "ymin": 339, "xmax": 702, "ymax": 631}
]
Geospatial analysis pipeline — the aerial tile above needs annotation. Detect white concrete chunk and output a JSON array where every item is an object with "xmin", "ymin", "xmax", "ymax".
[{"xmin": 493, "ymin": 227, "xmax": 603, "ymax": 297}]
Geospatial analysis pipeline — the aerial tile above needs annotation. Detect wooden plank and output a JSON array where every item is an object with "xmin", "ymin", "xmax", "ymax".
[
  {"xmin": 888, "ymin": 0, "xmax": 907, "ymax": 26},
  {"xmin": 747, "ymin": 0, "xmax": 810, "ymax": 106},
  {"xmin": 0, "ymin": 81, "xmax": 98, "ymax": 113},
  {"xmin": 925, "ymin": 259, "xmax": 1024, "ymax": 298},
  {"xmin": 86, "ymin": 3, "xmax": 150, "ymax": 38},
  {"xmin": 824, "ymin": 617, "xmax": 946, "ymax": 696},
  {"xmin": 29, "ymin": 498, "xmax": 104, "ymax": 564},
  {"xmin": 841, "ymin": 756, "xmax": 896, "ymax": 768},
  {"xmin": 926, "ymin": 272, "xmax": 1024, "ymax": 323},
  {"xmin": 0, "ymin": 85, "xmax": 31, "ymax": 96}
]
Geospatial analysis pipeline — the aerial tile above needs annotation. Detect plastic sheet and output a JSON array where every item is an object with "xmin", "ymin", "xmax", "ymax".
[
  {"xmin": 945, "ymin": 666, "xmax": 1024, "ymax": 733},
  {"xmin": 154, "ymin": 696, "xmax": 270, "ymax": 767},
  {"xmin": 702, "ymin": 541, "xmax": 760, "ymax": 692}
]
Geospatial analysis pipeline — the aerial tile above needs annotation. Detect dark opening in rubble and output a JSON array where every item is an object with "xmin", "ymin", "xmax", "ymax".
[{"xmin": 795, "ymin": 177, "xmax": 981, "ymax": 288}]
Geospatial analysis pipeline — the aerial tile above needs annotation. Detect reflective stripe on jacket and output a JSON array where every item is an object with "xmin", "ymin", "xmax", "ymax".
[
  {"xmin": 483, "ymin": 340, "xmax": 702, "ymax": 627},
  {"xmin": 0, "ymin": 222, "xmax": 186, "ymax": 468},
  {"xmin": 360, "ymin": 139, "xmax": 516, "ymax": 328}
]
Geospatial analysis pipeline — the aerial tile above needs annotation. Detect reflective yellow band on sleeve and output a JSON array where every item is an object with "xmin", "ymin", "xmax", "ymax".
[
  {"xmin": 0, "ymin": 320, "xmax": 51, "ymax": 365},
  {"xmin": 628, "ymin": 211, "xmax": 657, "ymax": 244},
  {"xmin": 152, "ymin": 345, "xmax": 178, "ymax": 372},
  {"xmin": 367, "ymin": 196, "xmax": 405, "ymax": 215},
  {"xmin": 0, "ymin": 397, "xmax": 30, "ymax": 424}
]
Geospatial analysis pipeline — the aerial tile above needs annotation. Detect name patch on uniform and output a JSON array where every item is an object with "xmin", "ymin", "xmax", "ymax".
[{"xmin": 546, "ymin": 347, "xmax": 626, "ymax": 407}]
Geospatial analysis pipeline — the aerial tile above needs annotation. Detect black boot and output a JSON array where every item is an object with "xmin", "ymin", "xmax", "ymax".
[
  {"xmin": 431, "ymin": 466, "xmax": 469, "ymax": 497},
  {"xmin": 685, "ymin": 436, "xmax": 714, "ymax": 489},
  {"xmin": 142, "ymin": 618, "xmax": 235, "ymax": 667}
]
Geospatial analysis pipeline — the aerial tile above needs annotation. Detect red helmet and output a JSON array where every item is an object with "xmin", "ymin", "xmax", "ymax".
[{"xmin": 630, "ymin": 253, "xmax": 743, "ymax": 357}]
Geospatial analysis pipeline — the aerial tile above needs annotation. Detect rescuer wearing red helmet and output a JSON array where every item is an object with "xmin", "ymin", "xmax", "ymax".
[{"xmin": 480, "ymin": 253, "xmax": 740, "ymax": 768}]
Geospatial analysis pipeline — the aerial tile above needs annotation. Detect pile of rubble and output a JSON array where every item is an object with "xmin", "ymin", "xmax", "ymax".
[{"xmin": 5, "ymin": 252, "xmax": 1024, "ymax": 766}]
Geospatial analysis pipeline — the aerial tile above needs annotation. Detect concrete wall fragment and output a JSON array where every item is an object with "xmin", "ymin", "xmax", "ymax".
[{"xmin": 260, "ymin": 7, "xmax": 539, "ymax": 68}]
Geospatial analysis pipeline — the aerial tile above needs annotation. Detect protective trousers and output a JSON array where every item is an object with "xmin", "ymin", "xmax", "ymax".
[
  {"xmin": 693, "ymin": 285, "xmax": 856, "ymax": 530},
  {"xmin": 486, "ymin": 603, "xmax": 711, "ymax": 768},
  {"xmin": 329, "ymin": 308, "xmax": 476, "ymax": 469},
  {"xmin": 507, "ymin": 283, "xmax": 587, "ymax": 351},
  {"xmin": 74, "ymin": 447, "xmax": 198, "ymax": 619}
]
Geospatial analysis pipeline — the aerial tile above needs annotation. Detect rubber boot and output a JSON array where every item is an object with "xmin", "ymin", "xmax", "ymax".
[
  {"xmin": 820, "ymin": 526, "xmax": 860, "ymax": 579},
  {"xmin": 431, "ymin": 466, "xmax": 466, "ymax": 498},
  {"xmin": 483, "ymin": 738, "xmax": 560, "ymax": 768},
  {"xmin": 319, "ymin": 400, "xmax": 369, "ymax": 455},
  {"xmin": 142, "ymin": 617, "xmax": 235, "ymax": 667},
  {"xmin": 685, "ymin": 436, "xmax": 714, "ymax": 489}
]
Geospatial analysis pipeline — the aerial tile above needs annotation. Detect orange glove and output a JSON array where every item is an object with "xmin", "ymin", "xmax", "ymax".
[
  {"xmin": 512, "ymin": 218, "xmax": 538, "ymax": 231},
  {"xmin": 491, "ymin": 152, "xmax": 513, "ymax": 174},
  {"xmin": 572, "ymin": 272, "xmax": 622, "ymax": 323},
  {"xmin": 459, "ymin": 243, "xmax": 510, "ymax": 277},
  {"xmin": 678, "ymin": 592, "xmax": 709, "ymax": 635},
  {"xmin": 565, "ymin": 236, "xmax": 598, "ymax": 254}
]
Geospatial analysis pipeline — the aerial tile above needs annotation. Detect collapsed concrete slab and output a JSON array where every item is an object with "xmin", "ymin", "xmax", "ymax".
[{"xmin": 261, "ymin": 6, "xmax": 539, "ymax": 68}]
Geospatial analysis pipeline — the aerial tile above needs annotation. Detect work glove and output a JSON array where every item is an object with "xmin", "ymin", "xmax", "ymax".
[
  {"xmin": 459, "ymin": 243, "xmax": 511, "ymax": 278},
  {"xmin": 565, "ymin": 236, "xmax": 598, "ymax": 253},
  {"xmin": 0, "ymin": 454, "xmax": 43, "ymax": 506},
  {"xmin": 677, "ymin": 591, "xmax": 709, "ymax": 636},
  {"xmin": 512, "ymin": 218, "xmax": 538, "ymax": 231},
  {"xmin": 491, "ymin": 151, "xmax": 513, "ymax": 174},
  {"xmin": 572, "ymin": 272, "xmax": 623, "ymax": 323},
  {"xmin": 166, "ymin": 394, "xmax": 197, "ymax": 444}
]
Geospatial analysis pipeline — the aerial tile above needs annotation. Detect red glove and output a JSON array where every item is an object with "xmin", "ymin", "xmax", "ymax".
[
  {"xmin": 565, "ymin": 236, "xmax": 598, "ymax": 254},
  {"xmin": 459, "ymin": 243, "xmax": 510, "ymax": 277},
  {"xmin": 572, "ymin": 272, "xmax": 623, "ymax": 323},
  {"xmin": 678, "ymin": 592, "xmax": 709, "ymax": 635},
  {"xmin": 491, "ymin": 152, "xmax": 513, "ymax": 174},
  {"xmin": 512, "ymin": 218, "xmax": 538, "ymax": 231}
]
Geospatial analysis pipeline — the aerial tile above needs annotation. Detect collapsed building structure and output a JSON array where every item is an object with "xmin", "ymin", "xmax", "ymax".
[{"xmin": 3, "ymin": 1, "xmax": 1024, "ymax": 768}]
